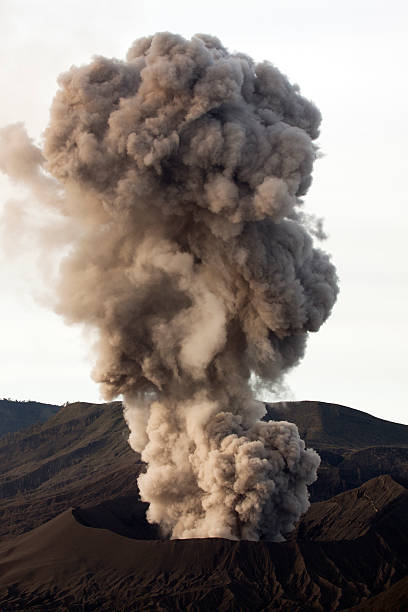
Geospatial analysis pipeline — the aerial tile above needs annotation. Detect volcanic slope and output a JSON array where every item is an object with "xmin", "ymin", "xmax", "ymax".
[
  {"xmin": 0, "ymin": 401, "xmax": 142, "ymax": 539},
  {"xmin": 1, "ymin": 400, "xmax": 408, "ymax": 540},
  {"xmin": 0, "ymin": 474, "xmax": 407, "ymax": 611},
  {"xmin": 0, "ymin": 399, "xmax": 60, "ymax": 437},
  {"xmin": 265, "ymin": 400, "xmax": 408, "ymax": 449},
  {"xmin": 265, "ymin": 401, "xmax": 408, "ymax": 500}
]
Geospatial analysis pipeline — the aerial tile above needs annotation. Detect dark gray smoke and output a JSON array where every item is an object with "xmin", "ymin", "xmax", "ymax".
[{"xmin": 0, "ymin": 33, "xmax": 338, "ymax": 540}]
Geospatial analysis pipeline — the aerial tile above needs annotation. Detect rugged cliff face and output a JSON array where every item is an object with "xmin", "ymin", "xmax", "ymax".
[{"xmin": 0, "ymin": 400, "xmax": 407, "ymax": 610}]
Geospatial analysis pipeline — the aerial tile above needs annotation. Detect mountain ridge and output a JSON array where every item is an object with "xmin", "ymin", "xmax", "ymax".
[
  {"xmin": 1, "ymin": 399, "xmax": 407, "ymax": 540},
  {"xmin": 264, "ymin": 400, "xmax": 408, "ymax": 449},
  {"xmin": 0, "ymin": 398, "xmax": 407, "ymax": 610},
  {"xmin": 0, "ymin": 399, "xmax": 60, "ymax": 437}
]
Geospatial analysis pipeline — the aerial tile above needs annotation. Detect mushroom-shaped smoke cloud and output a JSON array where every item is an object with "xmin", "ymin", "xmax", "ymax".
[{"xmin": 0, "ymin": 33, "xmax": 338, "ymax": 540}]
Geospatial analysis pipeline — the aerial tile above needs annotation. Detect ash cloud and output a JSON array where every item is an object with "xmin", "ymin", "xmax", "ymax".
[{"xmin": 0, "ymin": 33, "xmax": 338, "ymax": 540}]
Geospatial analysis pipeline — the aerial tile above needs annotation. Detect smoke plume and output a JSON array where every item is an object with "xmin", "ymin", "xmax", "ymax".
[{"xmin": 0, "ymin": 33, "xmax": 338, "ymax": 540}]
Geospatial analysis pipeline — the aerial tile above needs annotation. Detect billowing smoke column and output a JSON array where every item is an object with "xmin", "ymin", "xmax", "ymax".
[{"xmin": 0, "ymin": 33, "xmax": 338, "ymax": 540}]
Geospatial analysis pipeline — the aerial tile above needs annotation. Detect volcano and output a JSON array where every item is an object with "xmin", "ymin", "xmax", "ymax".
[{"xmin": 0, "ymin": 400, "xmax": 407, "ymax": 610}]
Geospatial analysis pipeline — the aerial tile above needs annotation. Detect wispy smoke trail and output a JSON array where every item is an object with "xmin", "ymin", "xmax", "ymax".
[{"xmin": 0, "ymin": 33, "xmax": 338, "ymax": 540}]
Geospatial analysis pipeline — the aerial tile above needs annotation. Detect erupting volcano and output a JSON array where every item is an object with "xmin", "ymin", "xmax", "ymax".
[{"xmin": 0, "ymin": 32, "xmax": 338, "ymax": 541}]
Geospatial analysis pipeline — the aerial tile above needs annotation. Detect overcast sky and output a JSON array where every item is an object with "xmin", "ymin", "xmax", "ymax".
[{"xmin": 1, "ymin": 0, "xmax": 407, "ymax": 424}]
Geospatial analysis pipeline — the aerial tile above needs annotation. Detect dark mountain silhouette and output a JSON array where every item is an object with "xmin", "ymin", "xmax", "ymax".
[
  {"xmin": 0, "ymin": 399, "xmax": 60, "ymax": 437},
  {"xmin": 0, "ymin": 400, "xmax": 407, "ymax": 610}
]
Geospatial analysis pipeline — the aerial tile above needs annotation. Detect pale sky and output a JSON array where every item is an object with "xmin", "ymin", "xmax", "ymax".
[{"xmin": 0, "ymin": 0, "xmax": 407, "ymax": 424}]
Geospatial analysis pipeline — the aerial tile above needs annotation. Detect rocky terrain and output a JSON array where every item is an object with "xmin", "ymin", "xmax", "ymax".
[{"xmin": 0, "ymin": 400, "xmax": 407, "ymax": 610}]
